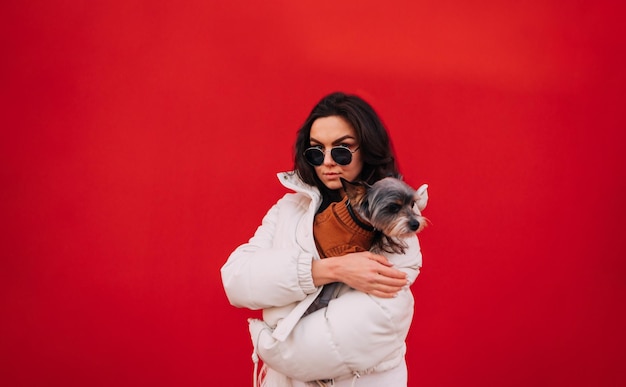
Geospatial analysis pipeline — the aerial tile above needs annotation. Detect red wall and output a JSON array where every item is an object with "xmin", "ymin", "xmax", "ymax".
[{"xmin": 2, "ymin": 1, "xmax": 624, "ymax": 386}]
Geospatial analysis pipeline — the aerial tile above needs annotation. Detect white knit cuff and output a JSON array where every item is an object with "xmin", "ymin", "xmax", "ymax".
[{"xmin": 297, "ymin": 252, "xmax": 317, "ymax": 294}]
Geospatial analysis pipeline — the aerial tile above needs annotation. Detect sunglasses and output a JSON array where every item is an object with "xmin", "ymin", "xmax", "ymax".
[{"xmin": 303, "ymin": 145, "xmax": 360, "ymax": 166}]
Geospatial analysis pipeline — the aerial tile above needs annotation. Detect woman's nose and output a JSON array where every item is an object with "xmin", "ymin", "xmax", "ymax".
[{"xmin": 322, "ymin": 149, "xmax": 336, "ymax": 165}]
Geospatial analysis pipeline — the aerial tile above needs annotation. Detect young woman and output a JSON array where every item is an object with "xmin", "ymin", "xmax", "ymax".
[{"xmin": 221, "ymin": 92, "xmax": 425, "ymax": 386}]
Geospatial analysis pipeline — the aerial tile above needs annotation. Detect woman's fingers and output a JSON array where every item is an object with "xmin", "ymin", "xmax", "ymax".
[
  {"xmin": 371, "ymin": 273, "xmax": 408, "ymax": 297},
  {"xmin": 363, "ymin": 252, "xmax": 395, "ymax": 267},
  {"xmin": 376, "ymin": 264, "xmax": 409, "ymax": 281},
  {"xmin": 367, "ymin": 281, "xmax": 409, "ymax": 298}
]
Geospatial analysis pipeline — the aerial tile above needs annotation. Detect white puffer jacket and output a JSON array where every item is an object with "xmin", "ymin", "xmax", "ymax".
[{"xmin": 221, "ymin": 172, "xmax": 424, "ymax": 383}]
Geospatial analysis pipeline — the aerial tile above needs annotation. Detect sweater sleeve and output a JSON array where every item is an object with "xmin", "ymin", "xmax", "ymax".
[
  {"xmin": 251, "ymin": 235, "xmax": 423, "ymax": 381},
  {"xmin": 221, "ymin": 196, "xmax": 319, "ymax": 310}
]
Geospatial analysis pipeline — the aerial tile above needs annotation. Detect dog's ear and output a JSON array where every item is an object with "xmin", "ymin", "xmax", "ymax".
[
  {"xmin": 341, "ymin": 178, "xmax": 367, "ymax": 202},
  {"xmin": 414, "ymin": 184, "xmax": 429, "ymax": 211}
]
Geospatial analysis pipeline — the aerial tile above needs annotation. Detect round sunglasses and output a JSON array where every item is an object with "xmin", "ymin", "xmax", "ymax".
[{"xmin": 303, "ymin": 145, "xmax": 360, "ymax": 166}]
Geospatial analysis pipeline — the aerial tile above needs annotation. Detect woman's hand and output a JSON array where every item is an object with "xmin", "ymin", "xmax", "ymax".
[{"xmin": 311, "ymin": 251, "xmax": 409, "ymax": 298}]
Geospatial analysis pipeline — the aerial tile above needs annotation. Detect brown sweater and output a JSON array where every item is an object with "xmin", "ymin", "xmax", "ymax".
[
  {"xmin": 313, "ymin": 196, "xmax": 376, "ymax": 258},
  {"xmin": 303, "ymin": 197, "xmax": 377, "ymax": 316}
]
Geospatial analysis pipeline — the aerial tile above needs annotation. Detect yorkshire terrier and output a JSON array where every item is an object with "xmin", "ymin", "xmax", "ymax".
[
  {"xmin": 341, "ymin": 176, "xmax": 429, "ymax": 254},
  {"xmin": 304, "ymin": 176, "xmax": 429, "ymax": 316}
]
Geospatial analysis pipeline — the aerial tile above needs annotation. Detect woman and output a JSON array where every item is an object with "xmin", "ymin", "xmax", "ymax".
[{"xmin": 221, "ymin": 92, "xmax": 425, "ymax": 386}]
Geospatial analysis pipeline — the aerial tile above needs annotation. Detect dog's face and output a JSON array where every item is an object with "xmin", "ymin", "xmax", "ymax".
[{"xmin": 342, "ymin": 177, "xmax": 427, "ymax": 238}]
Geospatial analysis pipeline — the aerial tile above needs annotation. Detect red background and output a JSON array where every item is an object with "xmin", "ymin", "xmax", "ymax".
[{"xmin": 2, "ymin": 1, "xmax": 625, "ymax": 386}]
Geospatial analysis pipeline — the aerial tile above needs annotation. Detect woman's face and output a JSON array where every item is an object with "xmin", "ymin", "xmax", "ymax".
[{"xmin": 308, "ymin": 115, "xmax": 363, "ymax": 192}]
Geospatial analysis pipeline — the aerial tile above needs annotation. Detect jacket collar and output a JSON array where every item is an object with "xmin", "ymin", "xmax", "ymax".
[{"xmin": 277, "ymin": 171, "xmax": 321, "ymax": 200}]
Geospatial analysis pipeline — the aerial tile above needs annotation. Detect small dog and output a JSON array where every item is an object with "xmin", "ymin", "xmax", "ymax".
[
  {"xmin": 341, "ymin": 177, "xmax": 429, "ymax": 254},
  {"xmin": 304, "ymin": 176, "xmax": 429, "ymax": 316}
]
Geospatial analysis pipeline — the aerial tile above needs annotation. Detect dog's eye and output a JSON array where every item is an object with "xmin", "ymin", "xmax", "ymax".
[{"xmin": 387, "ymin": 204, "xmax": 401, "ymax": 213}]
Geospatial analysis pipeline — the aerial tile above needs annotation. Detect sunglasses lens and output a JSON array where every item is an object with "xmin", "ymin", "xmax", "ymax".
[
  {"xmin": 331, "ymin": 147, "xmax": 352, "ymax": 165},
  {"xmin": 304, "ymin": 148, "xmax": 325, "ymax": 166}
]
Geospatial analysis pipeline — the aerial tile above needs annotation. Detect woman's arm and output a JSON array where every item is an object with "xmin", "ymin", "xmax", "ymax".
[
  {"xmin": 312, "ymin": 250, "xmax": 410, "ymax": 298},
  {"xmin": 221, "ymin": 197, "xmax": 319, "ymax": 310}
]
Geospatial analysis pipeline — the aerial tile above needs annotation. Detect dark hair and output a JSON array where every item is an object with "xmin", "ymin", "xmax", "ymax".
[{"xmin": 294, "ymin": 92, "xmax": 400, "ymax": 190}]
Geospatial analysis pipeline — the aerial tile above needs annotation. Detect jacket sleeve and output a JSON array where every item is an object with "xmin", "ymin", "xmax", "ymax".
[
  {"xmin": 251, "ymin": 235, "xmax": 423, "ymax": 381},
  {"xmin": 221, "ymin": 195, "xmax": 319, "ymax": 310}
]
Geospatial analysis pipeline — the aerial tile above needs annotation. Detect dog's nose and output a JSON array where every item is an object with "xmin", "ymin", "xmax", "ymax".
[{"xmin": 409, "ymin": 219, "xmax": 420, "ymax": 231}]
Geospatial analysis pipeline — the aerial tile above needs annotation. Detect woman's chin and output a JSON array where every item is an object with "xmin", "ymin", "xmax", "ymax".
[{"xmin": 322, "ymin": 180, "xmax": 342, "ymax": 191}]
